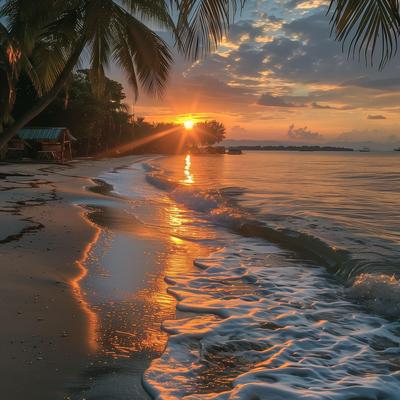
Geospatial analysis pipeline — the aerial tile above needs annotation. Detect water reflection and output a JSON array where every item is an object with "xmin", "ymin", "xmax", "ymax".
[
  {"xmin": 183, "ymin": 154, "xmax": 194, "ymax": 184},
  {"xmin": 71, "ymin": 213, "xmax": 101, "ymax": 352},
  {"xmin": 75, "ymin": 198, "xmax": 210, "ymax": 359}
]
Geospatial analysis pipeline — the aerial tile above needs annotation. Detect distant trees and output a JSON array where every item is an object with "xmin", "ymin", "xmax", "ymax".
[
  {"xmin": 12, "ymin": 70, "xmax": 226, "ymax": 156},
  {"xmin": 128, "ymin": 119, "xmax": 226, "ymax": 155},
  {"xmin": 0, "ymin": 0, "xmax": 173, "ymax": 150},
  {"xmin": 13, "ymin": 71, "xmax": 134, "ymax": 155},
  {"xmin": 195, "ymin": 120, "xmax": 226, "ymax": 145},
  {"xmin": 0, "ymin": 0, "xmax": 239, "ymax": 151},
  {"xmin": 1, "ymin": 0, "xmax": 399, "ymax": 152}
]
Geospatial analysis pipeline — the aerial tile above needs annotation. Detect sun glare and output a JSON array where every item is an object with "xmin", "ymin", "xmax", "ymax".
[{"xmin": 183, "ymin": 120, "xmax": 195, "ymax": 130}]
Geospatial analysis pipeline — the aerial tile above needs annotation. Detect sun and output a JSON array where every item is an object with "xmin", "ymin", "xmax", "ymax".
[{"xmin": 183, "ymin": 120, "xmax": 195, "ymax": 130}]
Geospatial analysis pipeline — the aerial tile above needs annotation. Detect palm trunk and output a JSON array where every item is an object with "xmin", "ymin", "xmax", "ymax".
[{"xmin": 0, "ymin": 38, "xmax": 86, "ymax": 152}]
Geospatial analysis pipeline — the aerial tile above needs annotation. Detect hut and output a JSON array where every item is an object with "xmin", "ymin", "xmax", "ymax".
[{"xmin": 10, "ymin": 127, "xmax": 76, "ymax": 161}]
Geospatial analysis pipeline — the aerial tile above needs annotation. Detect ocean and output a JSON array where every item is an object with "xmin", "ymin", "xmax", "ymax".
[{"xmin": 89, "ymin": 151, "xmax": 400, "ymax": 399}]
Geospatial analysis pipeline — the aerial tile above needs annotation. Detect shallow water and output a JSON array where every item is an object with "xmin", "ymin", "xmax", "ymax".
[
  {"xmin": 67, "ymin": 160, "xmax": 212, "ymax": 399},
  {"xmin": 74, "ymin": 152, "xmax": 400, "ymax": 399},
  {"xmin": 140, "ymin": 152, "xmax": 400, "ymax": 399},
  {"xmin": 151, "ymin": 152, "xmax": 400, "ymax": 280}
]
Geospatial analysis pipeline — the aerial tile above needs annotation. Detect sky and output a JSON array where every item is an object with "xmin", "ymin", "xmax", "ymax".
[{"xmin": 112, "ymin": 0, "xmax": 400, "ymax": 149}]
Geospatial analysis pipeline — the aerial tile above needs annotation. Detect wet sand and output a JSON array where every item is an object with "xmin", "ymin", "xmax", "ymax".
[{"xmin": 0, "ymin": 157, "xmax": 156, "ymax": 399}]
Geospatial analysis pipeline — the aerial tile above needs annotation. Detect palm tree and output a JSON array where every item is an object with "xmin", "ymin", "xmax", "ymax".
[
  {"xmin": 0, "ymin": 0, "xmax": 176, "ymax": 150},
  {"xmin": 0, "ymin": 0, "xmax": 399, "ymax": 152}
]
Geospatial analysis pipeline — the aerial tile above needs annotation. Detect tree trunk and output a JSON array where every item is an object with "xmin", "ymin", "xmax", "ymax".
[{"xmin": 0, "ymin": 37, "xmax": 86, "ymax": 151}]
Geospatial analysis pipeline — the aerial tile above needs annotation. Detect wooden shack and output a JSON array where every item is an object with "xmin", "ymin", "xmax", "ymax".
[{"xmin": 10, "ymin": 127, "xmax": 76, "ymax": 162}]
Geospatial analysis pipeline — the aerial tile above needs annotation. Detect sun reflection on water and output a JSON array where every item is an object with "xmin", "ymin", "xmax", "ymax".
[
  {"xmin": 73, "ymin": 198, "xmax": 212, "ymax": 358},
  {"xmin": 134, "ymin": 202, "xmax": 211, "ymax": 353},
  {"xmin": 71, "ymin": 212, "xmax": 101, "ymax": 352},
  {"xmin": 184, "ymin": 154, "xmax": 194, "ymax": 184}
]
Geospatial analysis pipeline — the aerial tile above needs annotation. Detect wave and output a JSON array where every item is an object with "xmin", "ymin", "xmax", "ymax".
[
  {"xmin": 144, "ymin": 247, "xmax": 400, "ymax": 399},
  {"xmin": 145, "ymin": 168, "xmax": 400, "ymax": 318},
  {"xmin": 140, "ymin": 161, "xmax": 400, "ymax": 400},
  {"xmin": 146, "ymin": 171, "xmax": 349, "ymax": 275},
  {"xmin": 346, "ymin": 273, "xmax": 400, "ymax": 317}
]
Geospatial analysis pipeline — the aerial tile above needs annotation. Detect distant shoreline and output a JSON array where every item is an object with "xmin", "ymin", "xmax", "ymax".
[{"xmin": 228, "ymin": 145, "xmax": 354, "ymax": 152}]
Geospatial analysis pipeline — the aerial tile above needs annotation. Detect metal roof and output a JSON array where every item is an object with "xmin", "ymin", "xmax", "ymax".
[{"xmin": 17, "ymin": 127, "xmax": 77, "ymax": 141}]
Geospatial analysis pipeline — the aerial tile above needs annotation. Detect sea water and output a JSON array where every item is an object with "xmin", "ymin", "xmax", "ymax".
[{"xmin": 103, "ymin": 152, "xmax": 400, "ymax": 399}]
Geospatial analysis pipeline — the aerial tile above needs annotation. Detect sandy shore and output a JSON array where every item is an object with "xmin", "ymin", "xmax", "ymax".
[{"xmin": 0, "ymin": 156, "xmax": 151, "ymax": 399}]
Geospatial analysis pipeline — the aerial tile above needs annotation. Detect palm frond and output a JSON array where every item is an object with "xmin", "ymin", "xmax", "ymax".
[
  {"xmin": 111, "ymin": 4, "xmax": 172, "ymax": 97},
  {"xmin": 112, "ymin": 26, "xmax": 140, "ymax": 100},
  {"xmin": 0, "ymin": 0, "xmax": 66, "ymax": 54},
  {"xmin": 84, "ymin": 0, "xmax": 115, "ymax": 96},
  {"xmin": 30, "ymin": 40, "xmax": 69, "ymax": 93},
  {"xmin": 175, "ymin": 0, "xmax": 245, "ymax": 59},
  {"xmin": 20, "ymin": 55, "xmax": 43, "ymax": 97},
  {"xmin": 123, "ymin": 0, "xmax": 183, "ymax": 50},
  {"xmin": 329, "ymin": 0, "xmax": 400, "ymax": 68},
  {"xmin": 122, "ymin": 0, "xmax": 175, "ymax": 29}
]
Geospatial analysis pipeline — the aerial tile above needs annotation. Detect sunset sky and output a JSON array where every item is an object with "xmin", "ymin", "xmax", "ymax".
[{"xmin": 113, "ymin": 0, "xmax": 400, "ymax": 148}]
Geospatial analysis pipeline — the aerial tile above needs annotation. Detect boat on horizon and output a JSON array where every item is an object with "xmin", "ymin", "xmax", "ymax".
[
  {"xmin": 394, "ymin": 147, "xmax": 400, "ymax": 152},
  {"xmin": 359, "ymin": 146, "xmax": 370, "ymax": 152}
]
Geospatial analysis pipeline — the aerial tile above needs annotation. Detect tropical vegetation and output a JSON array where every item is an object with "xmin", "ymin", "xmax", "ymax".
[
  {"xmin": 13, "ymin": 69, "xmax": 226, "ymax": 155},
  {"xmin": 14, "ymin": 70, "xmax": 134, "ymax": 155},
  {"xmin": 0, "ymin": 0, "xmax": 399, "ymax": 154}
]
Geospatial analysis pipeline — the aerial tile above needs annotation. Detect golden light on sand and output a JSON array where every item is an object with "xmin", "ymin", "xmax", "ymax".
[{"xmin": 183, "ymin": 120, "xmax": 195, "ymax": 130}]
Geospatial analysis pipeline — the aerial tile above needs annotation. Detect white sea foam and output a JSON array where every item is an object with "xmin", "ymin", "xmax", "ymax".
[
  {"xmin": 141, "ymin": 159, "xmax": 400, "ymax": 399},
  {"xmin": 346, "ymin": 273, "xmax": 400, "ymax": 317},
  {"xmin": 144, "ymin": 242, "xmax": 400, "ymax": 399},
  {"xmin": 144, "ymin": 168, "xmax": 400, "ymax": 320}
]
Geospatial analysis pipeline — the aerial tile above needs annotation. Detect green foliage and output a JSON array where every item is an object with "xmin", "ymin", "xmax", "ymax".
[
  {"xmin": 12, "ymin": 70, "xmax": 226, "ymax": 156},
  {"xmin": 1, "ymin": 0, "xmax": 399, "ymax": 153},
  {"xmin": 1, "ymin": 0, "xmax": 174, "ymax": 99},
  {"xmin": 13, "ymin": 70, "xmax": 134, "ymax": 155}
]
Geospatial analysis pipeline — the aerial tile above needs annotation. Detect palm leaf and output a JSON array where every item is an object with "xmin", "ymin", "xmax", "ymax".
[
  {"xmin": 175, "ymin": 0, "xmax": 246, "ymax": 58},
  {"xmin": 30, "ymin": 40, "xmax": 70, "ymax": 93},
  {"xmin": 329, "ymin": 0, "xmax": 400, "ymax": 68},
  {"xmin": 111, "ymin": 3, "xmax": 172, "ymax": 97},
  {"xmin": 123, "ymin": 0, "xmax": 175, "ymax": 29},
  {"xmin": 84, "ymin": 0, "xmax": 116, "ymax": 96},
  {"xmin": 112, "ymin": 25, "xmax": 140, "ymax": 100}
]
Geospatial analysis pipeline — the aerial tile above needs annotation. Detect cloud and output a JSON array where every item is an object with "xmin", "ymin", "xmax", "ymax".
[
  {"xmin": 311, "ymin": 102, "xmax": 355, "ymax": 110},
  {"xmin": 228, "ymin": 13, "xmax": 400, "ymax": 87},
  {"xmin": 288, "ymin": 124, "xmax": 324, "ymax": 141},
  {"xmin": 367, "ymin": 114, "xmax": 387, "ymax": 120},
  {"xmin": 134, "ymin": 2, "xmax": 400, "ymax": 139},
  {"xmin": 286, "ymin": 0, "xmax": 329, "ymax": 9},
  {"xmin": 258, "ymin": 93, "xmax": 304, "ymax": 107},
  {"xmin": 230, "ymin": 125, "xmax": 249, "ymax": 137},
  {"xmin": 342, "ymin": 77, "xmax": 400, "ymax": 91},
  {"xmin": 182, "ymin": 11, "xmax": 400, "ymax": 109},
  {"xmin": 225, "ymin": 20, "xmax": 265, "ymax": 42}
]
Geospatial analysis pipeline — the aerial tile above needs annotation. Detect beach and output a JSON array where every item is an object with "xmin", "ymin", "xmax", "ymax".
[
  {"xmin": 0, "ymin": 156, "xmax": 176, "ymax": 399},
  {"xmin": 1, "ymin": 152, "xmax": 400, "ymax": 400},
  {"xmin": 2, "ymin": 0, "xmax": 400, "ymax": 398}
]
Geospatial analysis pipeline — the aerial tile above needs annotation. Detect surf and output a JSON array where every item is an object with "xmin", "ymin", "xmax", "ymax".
[{"xmin": 144, "ymin": 163, "xmax": 400, "ymax": 318}]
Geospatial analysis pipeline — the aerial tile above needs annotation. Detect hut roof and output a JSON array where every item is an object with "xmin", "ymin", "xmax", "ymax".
[{"xmin": 18, "ymin": 127, "xmax": 77, "ymax": 142}]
